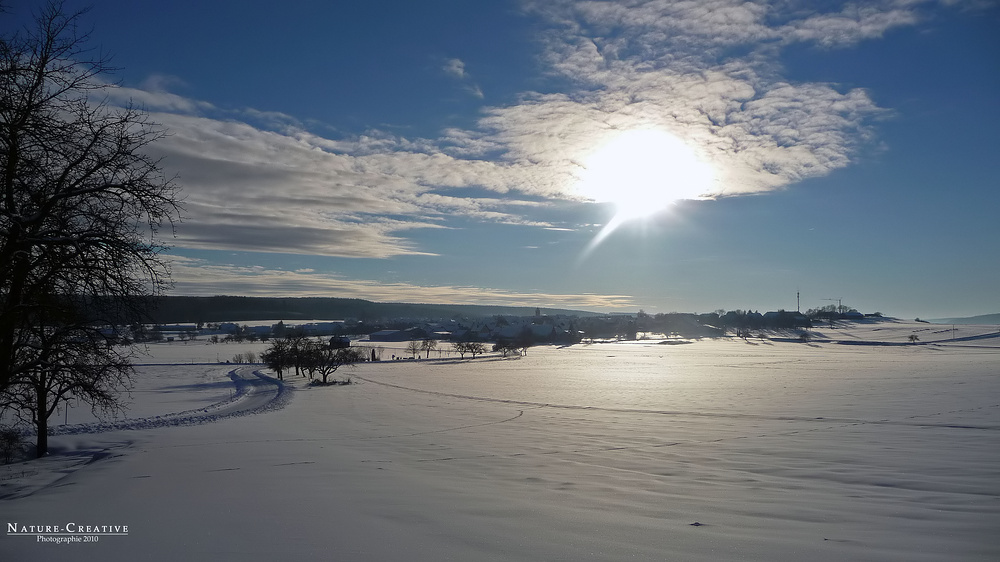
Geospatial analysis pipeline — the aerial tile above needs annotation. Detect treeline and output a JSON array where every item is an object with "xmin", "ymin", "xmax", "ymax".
[
  {"xmin": 631, "ymin": 310, "xmax": 813, "ymax": 339},
  {"xmin": 146, "ymin": 296, "xmax": 596, "ymax": 324},
  {"xmin": 575, "ymin": 313, "xmax": 724, "ymax": 340}
]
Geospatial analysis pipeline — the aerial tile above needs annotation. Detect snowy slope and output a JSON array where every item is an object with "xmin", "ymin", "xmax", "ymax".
[{"xmin": 1, "ymin": 322, "xmax": 998, "ymax": 561}]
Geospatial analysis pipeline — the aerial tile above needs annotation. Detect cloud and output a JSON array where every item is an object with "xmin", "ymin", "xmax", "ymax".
[
  {"xmin": 443, "ymin": 57, "xmax": 485, "ymax": 99},
  {"xmin": 527, "ymin": 0, "xmax": 937, "ymax": 53},
  {"xmin": 140, "ymin": 111, "xmax": 555, "ymax": 258},
  {"xmin": 493, "ymin": 0, "xmax": 909, "ymax": 196},
  {"xmin": 779, "ymin": 4, "xmax": 922, "ymax": 47},
  {"xmin": 443, "ymin": 58, "xmax": 468, "ymax": 79},
  {"xmin": 112, "ymin": 1, "xmax": 953, "ymax": 264},
  {"xmin": 104, "ymin": 78, "xmax": 215, "ymax": 114},
  {"xmin": 167, "ymin": 256, "xmax": 635, "ymax": 309}
]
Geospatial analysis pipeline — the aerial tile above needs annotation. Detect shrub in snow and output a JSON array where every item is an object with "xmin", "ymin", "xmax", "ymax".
[
  {"xmin": 0, "ymin": 425, "xmax": 26, "ymax": 464},
  {"xmin": 308, "ymin": 378, "xmax": 353, "ymax": 387}
]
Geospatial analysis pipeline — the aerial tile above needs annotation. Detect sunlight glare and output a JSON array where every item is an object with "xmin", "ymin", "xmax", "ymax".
[{"xmin": 577, "ymin": 129, "xmax": 714, "ymax": 222}]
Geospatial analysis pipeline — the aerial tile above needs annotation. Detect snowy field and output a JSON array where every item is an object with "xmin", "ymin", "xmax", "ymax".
[{"xmin": 2, "ymin": 321, "xmax": 998, "ymax": 561}]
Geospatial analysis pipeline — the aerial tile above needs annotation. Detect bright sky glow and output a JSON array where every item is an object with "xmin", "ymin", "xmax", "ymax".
[{"xmin": 576, "ymin": 129, "xmax": 715, "ymax": 221}]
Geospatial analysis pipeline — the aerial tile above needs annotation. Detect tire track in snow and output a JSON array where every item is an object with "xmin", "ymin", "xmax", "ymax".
[
  {"xmin": 51, "ymin": 367, "xmax": 291, "ymax": 436},
  {"xmin": 364, "ymin": 408, "xmax": 530, "ymax": 440},
  {"xmin": 2, "ymin": 370, "xmax": 290, "ymax": 501},
  {"xmin": 353, "ymin": 375, "xmax": 1000, "ymax": 431}
]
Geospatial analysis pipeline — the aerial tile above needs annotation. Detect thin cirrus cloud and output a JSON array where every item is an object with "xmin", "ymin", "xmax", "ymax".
[
  {"xmin": 167, "ymin": 256, "xmax": 635, "ymax": 309},
  {"xmin": 443, "ymin": 57, "xmax": 485, "ymax": 99},
  {"xmin": 108, "ymin": 1, "xmax": 958, "ymax": 262}
]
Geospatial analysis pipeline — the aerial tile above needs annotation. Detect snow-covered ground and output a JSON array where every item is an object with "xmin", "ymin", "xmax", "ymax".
[{"xmin": 2, "ymin": 321, "xmax": 998, "ymax": 561}]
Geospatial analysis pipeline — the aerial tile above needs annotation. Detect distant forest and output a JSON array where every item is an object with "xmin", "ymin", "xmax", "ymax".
[
  {"xmin": 928, "ymin": 313, "xmax": 1000, "ymax": 325},
  {"xmin": 147, "ymin": 296, "xmax": 598, "ymax": 324}
]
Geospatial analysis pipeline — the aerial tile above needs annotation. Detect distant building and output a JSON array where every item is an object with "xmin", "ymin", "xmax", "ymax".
[
  {"xmin": 246, "ymin": 325, "xmax": 271, "ymax": 336},
  {"xmin": 156, "ymin": 324, "xmax": 197, "ymax": 332},
  {"xmin": 762, "ymin": 311, "xmax": 810, "ymax": 328},
  {"xmin": 368, "ymin": 330, "xmax": 404, "ymax": 342},
  {"xmin": 368, "ymin": 328, "xmax": 428, "ymax": 342}
]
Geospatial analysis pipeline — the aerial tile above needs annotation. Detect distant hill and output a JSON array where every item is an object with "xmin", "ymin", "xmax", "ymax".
[
  {"xmin": 147, "ymin": 296, "xmax": 600, "ymax": 324},
  {"xmin": 928, "ymin": 313, "xmax": 1000, "ymax": 325}
]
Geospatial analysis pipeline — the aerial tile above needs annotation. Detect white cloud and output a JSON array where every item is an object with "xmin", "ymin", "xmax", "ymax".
[
  {"xmin": 143, "ymin": 111, "xmax": 555, "ymax": 258},
  {"xmin": 104, "ymin": 81, "xmax": 215, "ymax": 114},
  {"xmin": 443, "ymin": 58, "xmax": 467, "ymax": 79},
  {"xmin": 528, "ymin": 0, "xmax": 935, "ymax": 53},
  {"xmin": 779, "ymin": 5, "xmax": 922, "ymax": 47},
  {"xmin": 496, "ymin": 0, "xmax": 902, "ymax": 197}
]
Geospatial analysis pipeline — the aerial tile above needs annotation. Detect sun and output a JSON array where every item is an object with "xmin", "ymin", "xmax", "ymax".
[{"xmin": 576, "ymin": 129, "xmax": 715, "ymax": 223}]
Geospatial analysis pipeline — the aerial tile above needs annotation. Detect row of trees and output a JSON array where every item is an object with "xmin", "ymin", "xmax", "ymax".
[
  {"xmin": 492, "ymin": 340, "xmax": 530, "ymax": 357},
  {"xmin": 230, "ymin": 352, "xmax": 259, "ymax": 364},
  {"xmin": 261, "ymin": 337, "xmax": 496, "ymax": 375},
  {"xmin": 1, "ymin": 4, "xmax": 182, "ymax": 458},
  {"xmin": 397, "ymin": 339, "xmax": 489, "ymax": 359},
  {"xmin": 260, "ymin": 338, "xmax": 366, "ymax": 384}
]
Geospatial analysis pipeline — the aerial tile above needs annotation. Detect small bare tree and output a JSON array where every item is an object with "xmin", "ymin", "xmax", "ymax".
[
  {"xmin": 6, "ymin": 325, "xmax": 132, "ymax": 458},
  {"xmin": 261, "ymin": 339, "xmax": 292, "ymax": 380},
  {"xmin": 405, "ymin": 340, "xmax": 421, "ymax": 359},
  {"xmin": 466, "ymin": 342, "xmax": 486, "ymax": 358},
  {"xmin": 452, "ymin": 341, "xmax": 486, "ymax": 359}
]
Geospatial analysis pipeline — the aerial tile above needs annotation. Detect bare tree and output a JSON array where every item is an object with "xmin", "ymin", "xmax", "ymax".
[
  {"xmin": 0, "ymin": 3, "xmax": 181, "ymax": 456},
  {"xmin": 284, "ymin": 332, "xmax": 310, "ymax": 377},
  {"xmin": 313, "ymin": 346, "xmax": 365, "ymax": 384},
  {"xmin": 492, "ymin": 340, "xmax": 519, "ymax": 357},
  {"xmin": 6, "ymin": 322, "xmax": 133, "ymax": 458},
  {"xmin": 261, "ymin": 339, "xmax": 292, "ymax": 380},
  {"xmin": 405, "ymin": 340, "xmax": 421, "ymax": 359},
  {"xmin": 466, "ymin": 342, "xmax": 486, "ymax": 358},
  {"xmin": 421, "ymin": 338, "xmax": 437, "ymax": 359},
  {"xmin": 299, "ymin": 339, "xmax": 324, "ymax": 380},
  {"xmin": 452, "ymin": 341, "xmax": 486, "ymax": 359}
]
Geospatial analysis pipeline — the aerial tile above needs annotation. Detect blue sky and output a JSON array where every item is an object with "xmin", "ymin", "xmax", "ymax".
[{"xmin": 6, "ymin": 1, "xmax": 999, "ymax": 319}]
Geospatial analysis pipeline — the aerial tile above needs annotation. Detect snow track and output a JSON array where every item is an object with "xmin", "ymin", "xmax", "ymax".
[
  {"xmin": 354, "ymin": 374, "xmax": 1000, "ymax": 431},
  {"xmin": 52, "ymin": 367, "xmax": 290, "ymax": 436}
]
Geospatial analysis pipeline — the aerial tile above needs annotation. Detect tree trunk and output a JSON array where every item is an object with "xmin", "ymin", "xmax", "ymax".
[{"xmin": 35, "ymin": 378, "xmax": 48, "ymax": 459}]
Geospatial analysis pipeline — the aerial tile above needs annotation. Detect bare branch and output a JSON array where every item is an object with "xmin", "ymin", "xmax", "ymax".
[{"xmin": 0, "ymin": 1, "xmax": 182, "ymax": 456}]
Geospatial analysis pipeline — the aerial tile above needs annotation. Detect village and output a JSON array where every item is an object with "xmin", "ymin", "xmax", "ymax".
[{"xmin": 141, "ymin": 304, "xmax": 877, "ymax": 348}]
